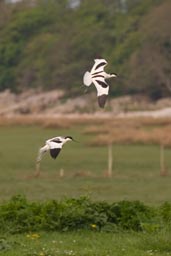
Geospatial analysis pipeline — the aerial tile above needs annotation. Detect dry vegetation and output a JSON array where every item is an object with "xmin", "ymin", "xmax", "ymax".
[
  {"xmin": 87, "ymin": 127, "xmax": 171, "ymax": 147},
  {"xmin": 0, "ymin": 115, "xmax": 108, "ymax": 128},
  {"xmin": 82, "ymin": 117, "xmax": 171, "ymax": 147},
  {"xmin": 1, "ymin": 115, "xmax": 171, "ymax": 147},
  {"xmin": 82, "ymin": 117, "xmax": 171, "ymax": 177}
]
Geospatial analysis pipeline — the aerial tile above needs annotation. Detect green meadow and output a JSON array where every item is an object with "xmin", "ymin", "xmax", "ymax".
[
  {"xmin": 1, "ymin": 230, "xmax": 171, "ymax": 256},
  {"xmin": 0, "ymin": 123, "xmax": 171, "ymax": 256},
  {"xmin": 0, "ymin": 124, "xmax": 171, "ymax": 204}
]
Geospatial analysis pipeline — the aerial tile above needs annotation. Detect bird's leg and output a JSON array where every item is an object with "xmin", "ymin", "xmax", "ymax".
[
  {"xmin": 34, "ymin": 161, "xmax": 41, "ymax": 177},
  {"xmin": 34, "ymin": 145, "xmax": 48, "ymax": 178},
  {"xmin": 80, "ymin": 84, "xmax": 88, "ymax": 94},
  {"xmin": 84, "ymin": 88, "xmax": 88, "ymax": 93}
]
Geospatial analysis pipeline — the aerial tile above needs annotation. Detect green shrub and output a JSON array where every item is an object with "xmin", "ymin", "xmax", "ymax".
[
  {"xmin": 0, "ymin": 195, "xmax": 169, "ymax": 234},
  {"xmin": 110, "ymin": 200, "xmax": 154, "ymax": 231},
  {"xmin": 159, "ymin": 202, "xmax": 171, "ymax": 223},
  {"xmin": 0, "ymin": 195, "xmax": 42, "ymax": 233}
]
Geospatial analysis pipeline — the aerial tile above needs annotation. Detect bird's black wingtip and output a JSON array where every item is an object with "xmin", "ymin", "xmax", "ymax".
[
  {"xmin": 98, "ymin": 95, "xmax": 107, "ymax": 108},
  {"xmin": 50, "ymin": 148, "xmax": 61, "ymax": 159}
]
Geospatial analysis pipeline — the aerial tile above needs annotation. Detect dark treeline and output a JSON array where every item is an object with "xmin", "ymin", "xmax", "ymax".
[{"xmin": 0, "ymin": 0, "xmax": 171, "ymax": 100}]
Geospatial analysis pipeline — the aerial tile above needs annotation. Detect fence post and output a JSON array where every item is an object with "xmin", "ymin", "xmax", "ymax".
[
  {"xmin": 160, "ymin": 143, "xmax": 167, "ymax": 176},
  {"xmin": 107, "ymin": 143, "xmax": 113, "ymax": 177}
]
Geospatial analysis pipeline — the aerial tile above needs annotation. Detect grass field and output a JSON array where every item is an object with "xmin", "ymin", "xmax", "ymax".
[
  {"xmin": 0, "ymin": 122, "xmax": 171, "ymax": 204},
  {"xmin": 1, "ymin": 119, "xmax": 171, "ymax": 256},
  {"xmin": 1, "ymin": 230, "xmax": 171, "ymax": 256}
]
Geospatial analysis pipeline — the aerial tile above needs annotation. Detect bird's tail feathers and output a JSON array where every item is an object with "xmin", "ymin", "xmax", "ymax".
[{"xmin": 83, "ymin": 71, "xmax": 92, "ymax": 86}]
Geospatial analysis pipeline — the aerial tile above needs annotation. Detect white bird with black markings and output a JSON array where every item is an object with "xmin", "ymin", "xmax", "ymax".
[
  {"xmin": 35, "ymin": 136, "xmax": 76, "ymax": 177},
  {"xmin": 83, "ymin": 58, "xmax": 117, "ymax": 108}
]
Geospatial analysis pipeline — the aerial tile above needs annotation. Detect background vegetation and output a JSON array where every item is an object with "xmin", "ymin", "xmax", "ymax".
[{"xmin": 0, "ymin": 0, "xmax": 171, "ymax": 100}]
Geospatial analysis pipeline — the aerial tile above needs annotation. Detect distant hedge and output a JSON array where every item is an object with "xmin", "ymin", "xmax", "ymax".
[{"xmin": 0, "ymin": 195, "xmax": 171, "ymax": 234}]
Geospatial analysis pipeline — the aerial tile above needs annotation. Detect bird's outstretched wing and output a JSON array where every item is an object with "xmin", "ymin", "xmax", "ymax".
[
  {"xmin": 91, "ymin": 59, "xmax": 108, "ymax": 74},
  {"xmin": 92, "ymin": 77, "xmax": 109, "ymax": 108},
  {"xmin": 83, "ymin": 59, "xmax": 107, "ymax": 87},
  {"xmin": 47, "ymin": 137, "xmax": 63, "ymax": 144},
  {"xmin": 50, "ymin": 148, "xmax": 61, "ymax": 159}
]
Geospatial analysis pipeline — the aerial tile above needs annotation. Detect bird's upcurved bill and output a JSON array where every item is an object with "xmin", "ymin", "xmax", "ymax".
[{"xmin": 72, "ymin": 138, "xmax": 79, "ymax": 143}]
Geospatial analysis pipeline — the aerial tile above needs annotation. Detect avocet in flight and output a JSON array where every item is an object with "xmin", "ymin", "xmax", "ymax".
[
  {"xmin": 35, "ymin": 136, "xmax": 76, "ymax": 177},
  {"xmin": 83, "ymin": 58, "xmax": 117, "ymax": 108}
]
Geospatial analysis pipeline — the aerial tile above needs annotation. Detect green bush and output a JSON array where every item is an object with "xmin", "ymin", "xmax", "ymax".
[
  {"xmin": 159, "ymin": 202, "xmax": 171, "ymax": 223},
  {"xmin": 0, "ymin": 195, "xmax": 170, "ymax": 234}
]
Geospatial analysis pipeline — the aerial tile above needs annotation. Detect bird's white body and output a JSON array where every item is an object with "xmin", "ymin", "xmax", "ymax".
[
  {"xmin": 35, "ymin": 136, "xmax": 74, "ymax": 177},
  {"xmin": 83, "ymin": 58, "xmax": 116, "ymax": 108}
]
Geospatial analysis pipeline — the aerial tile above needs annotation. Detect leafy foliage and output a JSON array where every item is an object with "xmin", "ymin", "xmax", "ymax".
[
  {"xmin": 0, "ymin": 0, "xmax": 170, "ymax": 99},
  {"xmin": 1, "ymin": 195, "xmax": 170, "ymax": 234}
]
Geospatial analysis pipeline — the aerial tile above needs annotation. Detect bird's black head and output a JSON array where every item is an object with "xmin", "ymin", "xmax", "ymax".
[
  {"xmin": 65, "ymin": 136, "xmax": 78, "ymax": 142},
  {"xmin": 65, "ymin": 136, "xmax": 73, "ymax": 140}
]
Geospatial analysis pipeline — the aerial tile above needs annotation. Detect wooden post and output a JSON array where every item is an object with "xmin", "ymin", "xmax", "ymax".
[
  {"xmin": 160, "ymin": 143, "xmax": 167, "ymax": 176},
  {"xmin": 107, "ymin": 143, "xmax": 113, "ymax": 177},
  {"xmin": 59, "ymin": 168, "xmax": 64, "ymax": 177}
]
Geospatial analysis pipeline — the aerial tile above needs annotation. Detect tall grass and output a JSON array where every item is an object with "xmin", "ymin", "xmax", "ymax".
[{"xmin": 1, "ymin": 115, "xmax": 171, "ymax": 127}]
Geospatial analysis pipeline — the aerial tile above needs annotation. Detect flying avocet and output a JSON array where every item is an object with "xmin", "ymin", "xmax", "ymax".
[
  {"xmin": 83, "ymin": 58, "xmax": 117, "ymax": 108},
  {"xmin": 35, "ymin": 136, "xmax": 77, "ymax": 177}
]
